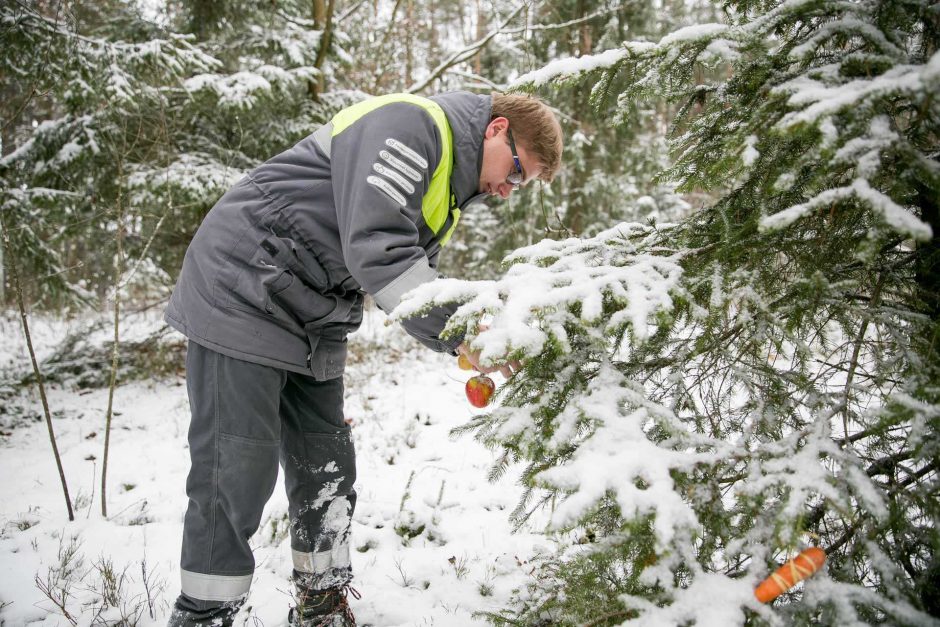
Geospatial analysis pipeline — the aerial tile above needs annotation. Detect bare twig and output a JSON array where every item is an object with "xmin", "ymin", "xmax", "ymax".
[
  {"xmin": 407, "ymin": 6, "xmax": 526, "ymax": 94},
  {"xmin": 337, "ymin": 0, "xmax": 368, "ymax": 23},
  {"xmin": 101, "ymin": 160, "xmax": 126, "ymax": 518},
  {"xmin": 114, "ymin": 210, "xmax": 167, "ymax": 292},
  {"xmin": 840, "ymin": 272, "xmax": 885, "ymax": 449},
  {"xmin": 0, "ymin": 213, "xmax": 73, "ymax": 521},
  {"xmin": 34, "ymin": 573, "xmax": 79, "ymax": 626},
  {"xmin": 501, "ymin": 4, "xmax": 627, "ymax": 35}
]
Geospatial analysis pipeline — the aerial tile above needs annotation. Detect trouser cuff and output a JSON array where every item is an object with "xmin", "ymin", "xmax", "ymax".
[
  {"xmin": 180, "ymin": 569, "xmax": 252, "ymax": 602},
  {"xmin": 293, "ymin": 544, "xmax": 352, "ymax": 589}
]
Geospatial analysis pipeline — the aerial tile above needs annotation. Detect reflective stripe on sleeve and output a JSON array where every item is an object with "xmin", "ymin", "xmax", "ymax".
[
  {"xmin": 385, "ymin": 138, "xmax": 428, "ymax": 168},
  {"xmin": 373, "ymin": 163, "xmax": 416, "ymax": 194},
  {"xmin": 180, "ymin": 570, "xmax": 252, "ymax": 602},
  {"xmin": 373, "ymin": 257, "xmax": 438, "ymax": 313},
  {"xmin": 367, "ymin": 175, "xmax": 407, "ymax": 206},
  {"xmin": 292, "ymin": 543, "xmax": 352, "ymax": 574},
  {"xmin": 379, "ymin": 150, "xmax": 421, "ymax": 181}
]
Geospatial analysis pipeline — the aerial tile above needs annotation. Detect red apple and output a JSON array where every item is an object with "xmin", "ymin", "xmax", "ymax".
[{"xmin": 465, "ymin": 375, "xmax": 496, "ymax": 408}]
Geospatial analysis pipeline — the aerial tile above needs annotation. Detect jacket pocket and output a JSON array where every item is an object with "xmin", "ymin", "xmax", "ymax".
[
  {"xmin": 260, "ymin": 236, "xmax": 330, "ymax": 293},
  {"xmin": 265, "ymin": 269, "xmax": 339, "ymax": 326}
]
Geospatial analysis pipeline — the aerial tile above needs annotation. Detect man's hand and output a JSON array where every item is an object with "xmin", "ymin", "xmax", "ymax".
[{"xmin": 457, "ymin": 342, "xmax": 522, "ymax": 379}]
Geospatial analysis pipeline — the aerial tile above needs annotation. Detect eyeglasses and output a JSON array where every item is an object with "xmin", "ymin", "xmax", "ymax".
[{"xmin": 506, "ymin": 128, "xmax": 524, "ymax": 187}]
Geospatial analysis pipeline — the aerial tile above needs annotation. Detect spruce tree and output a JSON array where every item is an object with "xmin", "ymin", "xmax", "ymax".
[{"xmin": 402, "ymin": 0, "xmax": 940, "ymax": 623}]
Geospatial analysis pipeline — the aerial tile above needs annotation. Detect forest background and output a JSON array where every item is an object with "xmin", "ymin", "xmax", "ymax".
[{"xmin": 1, "ymin": 0, "xmax": 939, "ymax": 625}]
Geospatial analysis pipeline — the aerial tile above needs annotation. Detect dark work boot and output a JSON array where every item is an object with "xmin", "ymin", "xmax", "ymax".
[
  {"xmin": 288, "ymin": 583, "xmax": 361, "ymax": 627},
  {"xmin": 166, "ymin": 594, "xmax": 244, "ymax": 627}
]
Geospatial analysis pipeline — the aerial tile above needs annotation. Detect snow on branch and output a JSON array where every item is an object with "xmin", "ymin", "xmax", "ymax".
[
  {"xmin": 392, "ymin": 222, "xmax": 683, "ymax": 365},
  {"xmin": 2, "ymin": 4, "xmax": 220, "ymax": 75},
  {"xmin": 773, "ymin": 52, "xmax": 940, "ymax": 128},
  {"xmin": 509, "ymin": 25, "xmax": 743, "ymax": 90},
  {"xmin": 126, "ymin": 155, "xmax": 246, "ymax": 205},
  {"xmin": 658, "ymin": 23, "xmax": 729, "ymax": 46},
  {"xmin": 787, "ymin": 17, "xmax": 905, "ymax": 61},
  {"xmin": 535, "ymin": 364, "xmax": 727, "ymax": 545},
  {"xmin": 404, "ymin": 3, "xmax": 628, "ymax": 93},
  {"xmin": 620, "ymin": 569, "xmax": 757, "ymax": 626},
  {"xmin": 511, "ymin": 47, "xmax": 637, "ymax": 89},
  {"xmin": 184, "ymin": 65, "xmax": 318, "ymax": 109},
  {"xmin": 759, "ymin": 177, "xmax": 933, "ymax": 241}
]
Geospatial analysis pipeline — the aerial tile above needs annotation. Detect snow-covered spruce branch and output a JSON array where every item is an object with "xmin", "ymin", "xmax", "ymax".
[
  {"xmin": 509, "ymin": 22, "xmax": 740, "ymax": 90},
  {"xmin": 393, "ymin": 222, "xmax": 683, "ymax": 365},
  {"xmin": 758, "ymin": 176, "xmax": 933, "ymax": 242},
  {"xmin": 2, "ymin": 3, "xmax": 220, "ymax": 77},
  {"xmin": 183, "ymin": 65, "xmax": 321, "ymax": 110}
]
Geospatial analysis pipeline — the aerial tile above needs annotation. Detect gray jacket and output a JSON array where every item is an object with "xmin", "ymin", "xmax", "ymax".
[{"xmin": 165, "ymin": 92, "xmax": 491, "ymax": 379}]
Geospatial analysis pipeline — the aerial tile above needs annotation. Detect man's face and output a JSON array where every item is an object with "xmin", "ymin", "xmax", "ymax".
[{"xmin": 478, "ymin": 117, "xmax": 542, "ymax": 199}]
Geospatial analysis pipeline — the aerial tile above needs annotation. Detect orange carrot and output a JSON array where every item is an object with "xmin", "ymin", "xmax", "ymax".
[{"xmin": 754, "ymin": 547, "xmax": 826, "ymax": 603}]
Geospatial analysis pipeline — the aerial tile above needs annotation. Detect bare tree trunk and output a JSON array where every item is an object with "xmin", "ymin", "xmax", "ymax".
[
  {"xmin": 578, "ymin": 0, "xmax": 592, "ymax": 56},
  {"xmin": 457, "ymin": 0, "xmax": 467, "ymax": 46},
  {"xmin": 100, "ymin": 170, "xmax": 125, "ymax": 518},
  {"xmin": 473, "ymin": 0, "xmax": 485, "ymax": 76},
  {"xmin": 428, "ymin": 0, "xmax": 438, "ymax": 73},
  {"xmin": 309, "ymin": 0, "xmax": 336, "ymax": 101},
  {"xmin": 405, "ymin": 0, "xmax": 414, "ymax": 86},
  {"xmin": 0, "ymin": 213, "xmax": 74, "ymax": 521},
  {"xmin": 0, "ymin": 230, "xmax": 4, "ymax": 304}
]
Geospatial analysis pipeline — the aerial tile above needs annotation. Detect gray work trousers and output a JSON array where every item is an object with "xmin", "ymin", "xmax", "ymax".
[{"xmin": 175, "ymin": 341, "xmax": 356, "ymax": 611}]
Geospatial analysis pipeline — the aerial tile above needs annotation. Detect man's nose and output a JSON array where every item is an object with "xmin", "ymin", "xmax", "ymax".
[{"xmin": 498, "ymin": 183, "xmax": 512, "ymax": 199}]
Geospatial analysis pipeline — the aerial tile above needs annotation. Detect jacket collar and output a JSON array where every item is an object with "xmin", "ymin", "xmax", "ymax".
[{"xmin": 430, "ymin": 91, "xmax": 491, "ymax": 209}]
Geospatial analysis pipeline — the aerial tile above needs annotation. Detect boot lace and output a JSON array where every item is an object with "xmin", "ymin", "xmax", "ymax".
[{"xmin": 298, "ymin": 584, "xmax": 361, "ymax": 627}]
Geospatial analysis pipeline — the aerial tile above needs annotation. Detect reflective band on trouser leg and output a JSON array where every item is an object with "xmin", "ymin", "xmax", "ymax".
[
  {"xmin": 180, "ymin": 570, "xmax": 253, "ymax": 602},
  {"xmin": 292, "ymin": 544, "xmax": 352, "ymax": 574}
]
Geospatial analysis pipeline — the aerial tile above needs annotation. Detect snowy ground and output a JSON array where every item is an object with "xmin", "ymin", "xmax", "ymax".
[{"xmin": 0, "ymin": 307, "xmax": 553, "ymax": 626}]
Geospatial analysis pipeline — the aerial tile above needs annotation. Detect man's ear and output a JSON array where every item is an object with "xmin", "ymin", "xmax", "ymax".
[{"xmin": 486, "ymin": 116, "xmax": 509, "ymax": 138}]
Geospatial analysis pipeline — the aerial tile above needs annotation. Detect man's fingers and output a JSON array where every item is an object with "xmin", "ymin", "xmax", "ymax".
[{"xmin": 458, "ymin": 343, "xmax": 523, "ymax": 378}]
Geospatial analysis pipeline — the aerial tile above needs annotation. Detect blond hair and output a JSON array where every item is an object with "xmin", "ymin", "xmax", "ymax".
[{"xmin": 491, "ymin": 92, "xmax": 563, "ymax": 182}]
